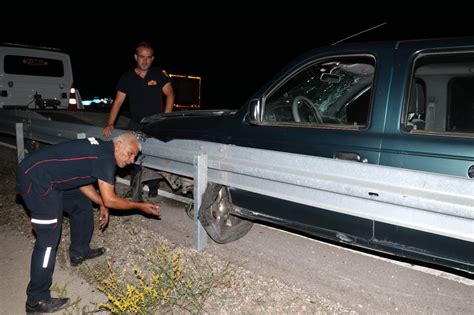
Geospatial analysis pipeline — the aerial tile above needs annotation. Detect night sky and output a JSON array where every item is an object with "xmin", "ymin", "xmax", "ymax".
[{"xmin": 4, "ymin": 16, "xmax": 474, "ymax": 109}]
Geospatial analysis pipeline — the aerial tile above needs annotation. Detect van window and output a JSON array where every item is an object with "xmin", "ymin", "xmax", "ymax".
[{"xmin": 4, "ymin": 55, "xmax": 64, "ymax": 77}]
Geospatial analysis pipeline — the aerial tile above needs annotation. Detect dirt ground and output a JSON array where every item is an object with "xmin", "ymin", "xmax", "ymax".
[{"xmin": 0, "ymin": 145, "xmax": 354, "ymax": 314}]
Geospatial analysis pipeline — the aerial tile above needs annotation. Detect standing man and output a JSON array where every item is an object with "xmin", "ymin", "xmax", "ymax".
[
  {"xmin": 17, "ymin": 132, "xmax": 160, "ymax": 314},
  {"xmin": 103, "ymin": 41, "xmax": 175, "ymax": 134},
  {"xmin": 103, "ymin": 41, "xmax": 175, "ymax": 198}
]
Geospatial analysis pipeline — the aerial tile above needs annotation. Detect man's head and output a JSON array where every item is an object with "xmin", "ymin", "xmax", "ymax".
[
  {"xmin": 113, "ymin": 132, "xmax": 142, "ymax": 168},
  {"xmin": 135, "ymin": 41, "xmax": 154, "ymax": 71}
]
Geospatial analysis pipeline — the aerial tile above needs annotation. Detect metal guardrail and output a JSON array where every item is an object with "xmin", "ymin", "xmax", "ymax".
[
  {"xmin": 141, "ymin": 138, "xmax": 474, "ymax": 243},
  {"xmin": 0, "ymin": 109, "xmax": 124, "ymax": 142},
  {"xmin": 0, "ymin": 110, "xmax": 473, "ymax": 244}
]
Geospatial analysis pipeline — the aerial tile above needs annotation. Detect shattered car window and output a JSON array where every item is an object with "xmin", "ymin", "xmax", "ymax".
[{"xmin": 263, "ymin": 56, "xmax": 375, "ymax": 127}]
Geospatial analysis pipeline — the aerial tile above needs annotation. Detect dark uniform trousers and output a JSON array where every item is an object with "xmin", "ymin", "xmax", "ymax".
[{"xmin": 20, "ymin": 186, "xmax": 93, "ymax": 304}]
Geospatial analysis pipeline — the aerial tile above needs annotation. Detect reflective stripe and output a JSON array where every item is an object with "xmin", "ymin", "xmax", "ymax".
[
  {"xmin": 31, "ymin": 218, "xmax": 57, "ymax": 225},
  {"xmin": 42, "ymin": 247, "xmax": 52, "ymax": 268}
]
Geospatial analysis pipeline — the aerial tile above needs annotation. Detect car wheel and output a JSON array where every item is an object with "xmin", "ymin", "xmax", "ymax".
[{"xmin": 198, "ymin": 183, "xmax": 253, "ymax": 244}]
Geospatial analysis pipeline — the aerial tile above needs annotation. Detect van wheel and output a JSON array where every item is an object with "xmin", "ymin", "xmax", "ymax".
[{"xmin": 198, "ymin": 183, "xmax": 253, "ymax": 244}]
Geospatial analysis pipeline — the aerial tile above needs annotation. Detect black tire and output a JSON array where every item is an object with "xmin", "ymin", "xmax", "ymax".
[{"xmin": 198, "ymin": 183, "xmax": 253, "ymax": 244}]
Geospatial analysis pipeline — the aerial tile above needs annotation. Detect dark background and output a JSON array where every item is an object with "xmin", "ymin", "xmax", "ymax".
[{"xmin": 4, "ymin": 16, "xmax": 474, "ymax": 109}]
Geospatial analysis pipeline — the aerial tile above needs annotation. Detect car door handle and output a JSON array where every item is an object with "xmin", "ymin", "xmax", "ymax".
[{"xmin": 335, "ymin": 151, "xmax": 367, "ymax": 163}]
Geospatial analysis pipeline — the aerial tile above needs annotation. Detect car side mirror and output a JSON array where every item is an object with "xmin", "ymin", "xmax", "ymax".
[{"xmin": 248, "ymin": 98, "xmax": 261, "ymax": 125}]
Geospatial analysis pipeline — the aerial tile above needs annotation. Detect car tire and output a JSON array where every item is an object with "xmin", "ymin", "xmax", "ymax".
[{"xmin": 198, "ymin": 182, "xmax": 253, "ymax": 244}]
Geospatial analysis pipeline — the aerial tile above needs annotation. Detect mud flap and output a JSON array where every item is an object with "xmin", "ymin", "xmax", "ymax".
[{"xmin": 198, "ymin": 182, "xmax": 253, "ymax": 244}]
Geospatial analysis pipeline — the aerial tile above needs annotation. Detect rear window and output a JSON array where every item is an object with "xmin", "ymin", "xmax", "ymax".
[
  {"xmin": 448, "ymin": 77, "xmax": 474, "ymax": 132},
  {"xmin": 404, "ymin": 52, "xmax": 474, "ymax": 134},
  {"xmin": 4, "ymin": 55, "xmax": 64, "ymax": 77}
]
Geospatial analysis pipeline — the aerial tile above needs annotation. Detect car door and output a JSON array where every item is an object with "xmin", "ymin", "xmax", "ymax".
[
  {"xmin": 378, "ymin": 39, "xmax": 474, "ymax": 266},
  {"xmin": 234, "ymin": 52, "xmax": 391, "ymax": 163},
  {"xmin": 229, "ymin": 46, "xmax": 396, "ymax": 242}
]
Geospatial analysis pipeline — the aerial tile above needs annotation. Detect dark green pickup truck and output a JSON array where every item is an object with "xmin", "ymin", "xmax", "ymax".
[{"xmin": 143, "ymin": 37, "xmax": 474, "ymax": 275}]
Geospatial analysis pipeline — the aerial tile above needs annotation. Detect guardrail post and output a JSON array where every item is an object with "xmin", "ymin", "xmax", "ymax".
[
  {"xmin": 193, "ymin": 153, "xmax": 208, "ymax": 250},
  {"xmin": 16, "ymin": 123, "xmax": 24, "ymax": 163}
]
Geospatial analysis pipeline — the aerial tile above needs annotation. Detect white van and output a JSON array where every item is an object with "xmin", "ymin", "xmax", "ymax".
[{"xmin": 0, "ymin": 44, "xmax": 74, "ymax": 109}]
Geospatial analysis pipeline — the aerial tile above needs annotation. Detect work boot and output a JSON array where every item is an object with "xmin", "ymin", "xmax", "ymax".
[
  {"xmin": 25, "ymin": 297, "xmax": 69, "ymax": 314},
  {"xmin": 146, "ymin": 179, "xmax": 159, "ymax": 198},
  {"xmin": 70, "ymin": 247, "xmax": 106, "ymax": 267}
]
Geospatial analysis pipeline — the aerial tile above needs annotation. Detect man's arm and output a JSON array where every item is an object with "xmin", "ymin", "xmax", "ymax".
[
  {"xmin": 79, "ymin": 184, "xmax": 103, "ymax": 205},
  {"xmin": 103, "ymin": 91, "xmax": 127, "ymax": 137},
  {"xmin": 98, "ymin": 179, "xmax": 160, "ymax": 217},
  {"xmin": 162, "ymin": 82, "xmax": 175, "ymax": 113},
  {"xmin": 79, "ymin": 184, "xmax": 109, "ymax": 229}
]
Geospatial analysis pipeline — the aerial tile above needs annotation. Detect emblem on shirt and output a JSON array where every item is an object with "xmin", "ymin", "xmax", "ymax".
[
  {"xmin": 88, "ymin": 137, "xmax": 99, "ymax": 145},
  {"xmin": 147, "ymin": 80, "xmax": 157, "ymax": 86}
]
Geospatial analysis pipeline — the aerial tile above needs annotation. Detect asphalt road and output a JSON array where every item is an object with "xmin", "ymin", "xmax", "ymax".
[{"xmin": 134, "ymin": 195, "xmax": 474, "ymax": 314}]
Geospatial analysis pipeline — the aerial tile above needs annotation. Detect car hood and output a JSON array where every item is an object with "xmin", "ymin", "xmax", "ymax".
[
  {"xmin": 140, "ymin": 109, "xmax": 238, "ymax": 124},
  {"xmin": 141, "ymin": 109, "xmax": 240, "ymax": 143}
]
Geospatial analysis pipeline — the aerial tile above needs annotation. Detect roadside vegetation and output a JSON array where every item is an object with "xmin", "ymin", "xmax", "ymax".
[{"xmin": 96, "ymin": 244, "xmax": 230, "ymax": 314}]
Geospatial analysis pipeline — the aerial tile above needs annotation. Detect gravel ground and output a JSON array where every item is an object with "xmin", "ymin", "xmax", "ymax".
[{"xmin": 0, "ymin": 146, "xmax": 355, "ymax": 314}]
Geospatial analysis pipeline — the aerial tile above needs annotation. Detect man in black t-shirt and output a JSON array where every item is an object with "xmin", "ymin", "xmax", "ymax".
[
  {"xmin": 103, "ymin": 41, "xmax": 174, "ymax": 134},
  {"xmin": 16, "ymin": 132, "xmax": 160, "ymax": 314},
  {"xmin": 103, "ymin": 41, "xmax": 175, "ymax": 199}
]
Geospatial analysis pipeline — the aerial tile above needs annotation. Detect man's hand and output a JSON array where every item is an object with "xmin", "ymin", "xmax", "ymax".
[
  {"xmin": 141, "ymin": 203, "xmax": 161, "ymax": 217},
  {"xmin": 103, "ymin": 125, "xmax": 114, "ymax": 137},
  {"xmin": 98, "ymin": 179, "xmax": 160, "ymax": 218},
  {"xmin": 99, "ymin": 205, "xmax": 109, "ymax": 230}
]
